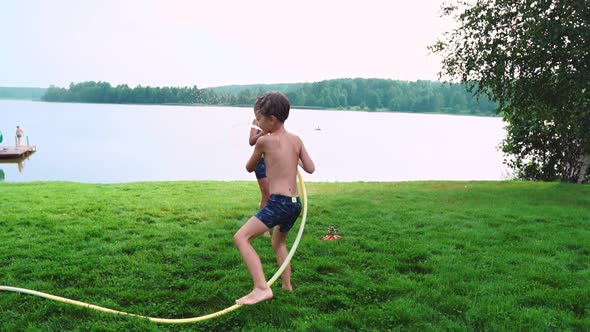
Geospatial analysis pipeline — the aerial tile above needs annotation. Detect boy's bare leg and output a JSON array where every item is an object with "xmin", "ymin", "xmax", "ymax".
[
  {"xmin": 234, "ymin": 216, "xmax": 273, "ymax": 305},
  {"xmin": 272, "ymin": 229, "xmax": 293, "ymax": 291}
]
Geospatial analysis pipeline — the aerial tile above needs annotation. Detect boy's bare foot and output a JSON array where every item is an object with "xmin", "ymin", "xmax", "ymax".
[
  {"xmin": 263, "ymin": 230, "xmax": 271, "ymax": 237},
  {"xmin": 282, "ymin": 284, "xmax": 293, "ymax": 291},
  {"xmin": 236, "ymin": 287, "xmax": 273, "ymax": 305}
]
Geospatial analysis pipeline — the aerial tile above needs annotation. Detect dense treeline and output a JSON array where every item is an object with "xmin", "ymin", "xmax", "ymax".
[
  {"xmin": 209, "ymin": 83, "xmax": 302, "ymax": 95},
  {"xmin": 43, "ymin": 82, "xmax": 200, "ymax": 104},
  {"xmin": 42, "ymin": 79, "xmax": 498, "ymax": 115},
  {"xmin": 0, "ymin": 87, "xmax": 46, "ymax": 100},
  {"xmin": 286, "ymin": 79, "xmax": 497, "ymax": 114}
]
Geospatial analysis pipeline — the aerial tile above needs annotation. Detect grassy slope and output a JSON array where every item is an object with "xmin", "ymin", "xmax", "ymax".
[{"xmin": 0, "ymin": 181, "xmax": 588, "ymax": 331}]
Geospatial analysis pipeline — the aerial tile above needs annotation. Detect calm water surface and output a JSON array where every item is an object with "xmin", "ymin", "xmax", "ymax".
[{"xmin": 0, "ymin": 100, "xmax": 509, "ymax": 183}]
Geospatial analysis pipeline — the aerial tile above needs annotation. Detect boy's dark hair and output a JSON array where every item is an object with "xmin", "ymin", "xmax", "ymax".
[{"xmin": 254, "ymin": 91, "xmax": 290, "ymax": 123}]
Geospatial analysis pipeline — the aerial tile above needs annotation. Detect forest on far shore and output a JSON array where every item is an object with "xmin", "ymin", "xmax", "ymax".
[
  {"xmin": 36, "ymin": 78, "xmax": 498, "ymax": 115},
  {"xmin": 0, "ymin": 87, "xmax": 46, "ymax": 100}
]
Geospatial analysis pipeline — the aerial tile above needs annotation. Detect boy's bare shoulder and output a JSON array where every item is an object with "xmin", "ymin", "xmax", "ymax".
[
  {"xmin": 256, "ymin": 133, "xmax": 272, "ymax": 145},
  {"xmin": 286, "ymin": 131, "xmax": 302, "ymax": 143}
]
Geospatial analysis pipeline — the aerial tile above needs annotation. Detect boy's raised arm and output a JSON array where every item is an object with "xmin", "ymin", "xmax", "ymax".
[
  {"xmin": 246, "ymin": 140, "xmax": 264, "ymax": 172},
  {"xmin": 249, "ymin": 119, "xmax": 265, "ymax": 146}
]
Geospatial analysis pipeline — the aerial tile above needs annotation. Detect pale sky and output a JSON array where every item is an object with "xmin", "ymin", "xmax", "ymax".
[{"xmin": 0, "ymin": 0, "xmax": 454, "ymax": 89}]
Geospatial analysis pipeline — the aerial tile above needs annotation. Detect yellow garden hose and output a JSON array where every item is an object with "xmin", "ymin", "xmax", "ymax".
[{"xmin": 0, "ymin": 170, "xmax": 308, "ymax": 324}]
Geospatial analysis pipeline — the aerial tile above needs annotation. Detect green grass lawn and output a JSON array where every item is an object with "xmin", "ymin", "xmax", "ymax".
[{"xmin": 0, "ymin": 181, "xmax": 588, "ymax": 331}]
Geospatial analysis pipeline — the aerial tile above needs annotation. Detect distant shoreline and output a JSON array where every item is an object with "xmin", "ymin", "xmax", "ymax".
[
  {"xmin": 1, "ymin": 79, "xmax": 501, "ymax": 117},
  {"xmin": 2, "ymin": 98, "xmax": 501, "ymax": 118}
]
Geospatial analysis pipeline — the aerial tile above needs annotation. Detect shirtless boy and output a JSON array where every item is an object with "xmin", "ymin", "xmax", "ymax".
[{"xmin": 234, "ymin": 91, "xmax": 315, "ymax": 305}]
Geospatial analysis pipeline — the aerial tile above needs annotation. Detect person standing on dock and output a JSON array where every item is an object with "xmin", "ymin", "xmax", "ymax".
[{"xmin": 15, "ymin": 126, "xmax": 24, "ymax": 146}]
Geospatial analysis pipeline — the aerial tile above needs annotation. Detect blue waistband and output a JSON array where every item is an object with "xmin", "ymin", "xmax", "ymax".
[{"xmin": 269, "ymin": 194, "xmax": 300, "ymax": 203}]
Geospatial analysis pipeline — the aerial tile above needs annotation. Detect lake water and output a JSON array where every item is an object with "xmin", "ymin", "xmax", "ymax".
[{"xmin": 0, "ymin": 100, "xmax": 509, "ymax": 183}]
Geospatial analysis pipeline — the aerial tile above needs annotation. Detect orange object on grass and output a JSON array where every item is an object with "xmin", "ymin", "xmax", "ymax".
[{"xmin": 322, "ymin": 226, "xmax": 342, "ymax": 240}]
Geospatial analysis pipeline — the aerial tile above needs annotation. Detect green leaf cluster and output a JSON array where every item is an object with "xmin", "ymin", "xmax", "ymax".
[{"xmin": 431, "ymin": 0, "xmax": 590, "ymax": 183}]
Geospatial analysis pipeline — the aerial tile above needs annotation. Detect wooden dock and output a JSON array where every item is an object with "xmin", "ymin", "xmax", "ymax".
[{"xmin": 0, "ymin": 146, "xmax": 37, "ymax": 159}]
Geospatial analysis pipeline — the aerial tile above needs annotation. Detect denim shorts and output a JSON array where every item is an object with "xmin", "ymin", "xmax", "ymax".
[
  {"xmin": 256, "ymin": 194, "xmax": 302, "ymax": 233},
  {"xmin": 254, "ymin": 158, "xmax": 267, "ymax": 179}
]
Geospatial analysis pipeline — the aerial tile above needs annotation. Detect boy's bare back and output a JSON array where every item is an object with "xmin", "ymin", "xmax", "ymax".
[
  {"xmin": 245, "ymin": 92, "xmax": 314, "ymax": 197},
  {"xmin": 257, "ymin": 130, "xmax": 311, "ymax": 197}
]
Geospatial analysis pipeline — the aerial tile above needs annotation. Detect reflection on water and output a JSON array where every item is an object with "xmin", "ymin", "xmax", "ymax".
[
  {"xmin": 0, "ymin": 100, "xmax": 508, "ymax": 183},
  {"xmin": 0, "ymin": 154, "xmax": 32, "ymax": 180}
]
